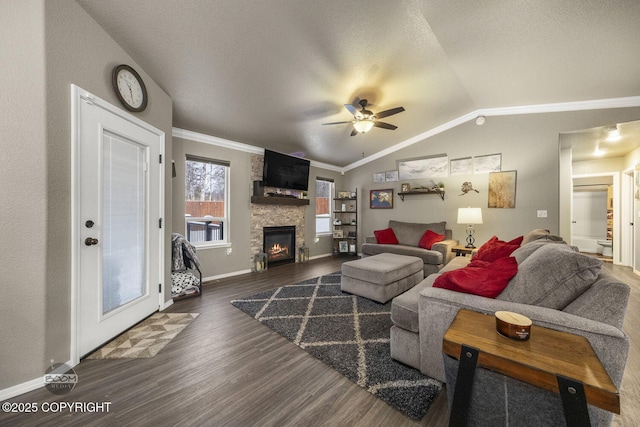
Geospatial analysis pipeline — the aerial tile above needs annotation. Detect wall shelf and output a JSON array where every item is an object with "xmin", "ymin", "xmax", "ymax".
[{"xmin": 398, "ymin": 190, "xmax": 445, "ymax": 201}]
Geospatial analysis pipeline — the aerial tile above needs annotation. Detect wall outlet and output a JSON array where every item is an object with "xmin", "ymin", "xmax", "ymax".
[
  {"xmin": 537, "ymin": 210, "xmax": 548, "ymax": 218},
  {"xmin": 226, "ymin": 247, "xmax": 232, "ymax": 255}
]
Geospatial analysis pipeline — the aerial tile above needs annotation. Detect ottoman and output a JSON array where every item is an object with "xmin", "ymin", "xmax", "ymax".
[{"xmin": 341, "ymin": 253, "xmax": 424, "ymax": 303}]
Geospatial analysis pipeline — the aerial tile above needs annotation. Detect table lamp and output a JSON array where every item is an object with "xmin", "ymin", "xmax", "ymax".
[{"xmin": 457, "ymin": 207, "xmax": 483, "ymax": 248}]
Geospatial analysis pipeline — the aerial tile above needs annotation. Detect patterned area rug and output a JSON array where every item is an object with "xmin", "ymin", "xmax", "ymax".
[
  {"xmin": 231, "ymin": 271, "xmax": 442, "ymax": 420},
  {"xmin": 87, "ymin": 313, "xmax": 199, "ymax": 359}
]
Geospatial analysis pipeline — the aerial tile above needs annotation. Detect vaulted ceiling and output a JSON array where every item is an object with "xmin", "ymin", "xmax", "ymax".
[{"xmin": 77, "ymin": 0, "xmax": 640, "ymax": 167}]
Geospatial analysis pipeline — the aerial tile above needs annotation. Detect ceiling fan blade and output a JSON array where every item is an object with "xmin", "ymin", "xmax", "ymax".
[
  {"xmin": 322, "ymin": 121, "xmax": 353, "ymax": 126},
  {"xmin": 344, "ymin": 103, "xmax": 358, "ymax": 116},
  {"xmin": 375, "ymin": 106, "xmax": 405, "ymax": 119},
  {"xmin": 350, "ymin": 128, "xmax": 359, "ymax": 136},
  {"xmin": 373, "ymin": 121, "xmax": 398, "ymax": 130}
]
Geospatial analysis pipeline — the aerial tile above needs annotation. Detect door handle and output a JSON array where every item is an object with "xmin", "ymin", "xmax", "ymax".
[{"xmin": 84, "ymin": 237, "xmax": 99, "ymax": 246}]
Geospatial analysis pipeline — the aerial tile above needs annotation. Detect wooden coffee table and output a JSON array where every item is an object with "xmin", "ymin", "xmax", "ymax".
[{"xmin": 443, "ymin": 309, "xmax": 619, "ymax": 427}]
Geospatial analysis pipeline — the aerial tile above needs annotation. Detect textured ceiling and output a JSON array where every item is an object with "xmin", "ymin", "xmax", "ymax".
[{"xmin": 76, "ymin": 0, "xmax": 640, "ymax": 167}]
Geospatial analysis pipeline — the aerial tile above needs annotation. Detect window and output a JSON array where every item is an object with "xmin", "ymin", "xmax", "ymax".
[
  {"xmin": 315, "ymin": 178, "xmax": 333, "ymax": 236},
  {"xmin": 185, "ymin": 155, "xmax": 229, "ymax": 246}
]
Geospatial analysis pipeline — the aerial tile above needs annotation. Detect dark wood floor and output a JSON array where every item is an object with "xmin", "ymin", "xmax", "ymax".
[{"xmin": 2, "ymin": 256, "xmax": 638, "ymax": 426}]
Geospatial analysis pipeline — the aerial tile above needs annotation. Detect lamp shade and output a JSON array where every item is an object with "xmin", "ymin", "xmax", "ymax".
[
  {"xmin": 457, "ymin": 207, "xmax": 483, "ymax": 224},
  {"xmin": 353, "ymin": 119, "xmax": 374, "ymax": 133}
]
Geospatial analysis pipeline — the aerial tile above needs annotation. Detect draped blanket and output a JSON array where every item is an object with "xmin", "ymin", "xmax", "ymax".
[
  {"xmin": 172, "ymin": 233, "xmax": 201, "ymax": 271},
  {"xmin": 171, "ymin": 233, "xmax": 201, "ymax": 298}
]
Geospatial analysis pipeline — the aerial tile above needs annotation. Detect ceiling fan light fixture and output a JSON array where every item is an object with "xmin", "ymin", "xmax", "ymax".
[{"xmin": 353, "ymin": 119, "xmax": 375, "ymax": 134}]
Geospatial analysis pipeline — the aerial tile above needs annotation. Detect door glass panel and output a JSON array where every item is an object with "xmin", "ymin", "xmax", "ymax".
[{"xmin": 102, "ymin": 132, "xmax": 147, "ymax": 314}]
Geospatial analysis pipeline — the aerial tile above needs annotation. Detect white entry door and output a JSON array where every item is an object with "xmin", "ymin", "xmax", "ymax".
[{"xmin": 73, "ymin": 86, "xmax": 163, "ymax": 357}]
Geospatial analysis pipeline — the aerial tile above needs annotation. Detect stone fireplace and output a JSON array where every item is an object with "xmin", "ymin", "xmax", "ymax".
[
  {"xmin": 250, "ymin": 154, "xmax": 307, "ymax": 265},
  {"xmin": 263, "ymin": 226, "xmax": 296, "ymax": 266}
]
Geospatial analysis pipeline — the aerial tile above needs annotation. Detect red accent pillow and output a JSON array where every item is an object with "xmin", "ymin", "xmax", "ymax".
[
  {"xmin": 475, "ymin": 236, "xmax": 522, "ymax": 262},
  {"xmin": 374, "ymin": 228, "xmax": 399, "ymax": 244},
  {"xmin": 433, "ymin": 256, "xmax": 518, "ymax": 298},
  {"xmin": 507, "ymin": 235, "xmax": 524, "ymax": 246},
  {"xmin": 418, "ymin": 230, "xmax": 445, "ymax": 249}
]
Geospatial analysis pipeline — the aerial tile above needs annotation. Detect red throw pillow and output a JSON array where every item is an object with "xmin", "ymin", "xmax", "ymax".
[
  {"xmin": 433, "ymin": 256, "xmax": 518, "ymax": 298},
  {"xmin": 507, "ymin": 235, "xmax": 524, "ymax": 246},
  {"xmin": 418, "ymin": 230, "xmax": 445, "ymax": 249},
  {"xmin": 374, "ymin": 228, "xmax": 399, "ymax": 244},
  {"xmin": 475, "ymin": 235, "xmax": 521, "ymax": 262}
]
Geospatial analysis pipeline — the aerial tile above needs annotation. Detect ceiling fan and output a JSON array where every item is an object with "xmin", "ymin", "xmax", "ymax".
[{"xmin": 322, "ymin": 99, "xmax": 405, "ymax": 136}]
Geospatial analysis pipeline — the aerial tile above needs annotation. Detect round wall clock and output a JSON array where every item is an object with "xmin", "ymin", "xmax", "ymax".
[{"xmin": 112, "ymin": 64, "xmax": 148, "ymax": 112}]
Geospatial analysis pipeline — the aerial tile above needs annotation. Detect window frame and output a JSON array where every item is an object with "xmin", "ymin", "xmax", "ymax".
[
  {"xmin": 184, "ymin": 155, "xmax": 230, "ymax": 249},
  {"xmin": 315, "ymin": 177, "xmax": 334, "ymax": 237}
]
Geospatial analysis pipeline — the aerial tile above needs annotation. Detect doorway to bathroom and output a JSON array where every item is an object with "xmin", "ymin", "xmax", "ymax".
[{"xmin": 571, "ymin": 173, "xmax": 616, "ymax": 262}]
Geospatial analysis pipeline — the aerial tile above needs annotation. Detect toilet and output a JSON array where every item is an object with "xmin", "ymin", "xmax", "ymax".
[{"xmin": 597, "ymin": 240, "xmax": 613, "ymax": 257}]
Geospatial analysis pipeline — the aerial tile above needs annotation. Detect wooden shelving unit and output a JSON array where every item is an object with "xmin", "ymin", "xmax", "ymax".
[{"xmin": 332, "ymin": 189, "xmax": 358, "ymax": 256}]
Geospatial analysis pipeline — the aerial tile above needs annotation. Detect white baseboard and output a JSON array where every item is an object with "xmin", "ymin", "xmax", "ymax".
[
  {"xmin": 0, "ymin": 377, "xmax": 43, "ymax": 401},
  {"xmin": 0, "ymin": 359, "xmax": 76, "ymax": 401},
  {"xmin": 202, "ymin": 269, "xmax": 252, "ymax": 283},
  {"xmin": 160, "ymin": 298, "xmax": 174, "ymax": 311},
  {"xmin": 201, "ymin": 252, "xmax": 336, "ymax": 283},
  {"xmin": 309, "ymin": 253, "xmax": 333, "ymax": 261}
]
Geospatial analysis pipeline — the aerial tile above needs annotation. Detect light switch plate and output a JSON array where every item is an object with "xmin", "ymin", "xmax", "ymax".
[{"xmin": 537, "ymin": 210, "xmax": 548, "ymax": 218}]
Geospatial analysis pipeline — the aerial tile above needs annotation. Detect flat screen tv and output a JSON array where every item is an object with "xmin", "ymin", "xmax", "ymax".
[{"xmin": 262, "ymin": 149, "xmax": 310, "ymax": 191}]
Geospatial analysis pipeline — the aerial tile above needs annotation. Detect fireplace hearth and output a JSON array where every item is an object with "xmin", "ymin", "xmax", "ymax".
[{"xmin": 263, "ymin": 226, "xmax": 296, "ymax": 267}]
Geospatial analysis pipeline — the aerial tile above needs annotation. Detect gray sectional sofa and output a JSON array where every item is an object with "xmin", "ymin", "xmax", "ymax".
[
  {"xmin": 389, "ymin": 231, "xmax": 630, "ymax": 425},
  {"xmin": 362, "ymin": 220, "xmax": 458, "ymax": 276}
]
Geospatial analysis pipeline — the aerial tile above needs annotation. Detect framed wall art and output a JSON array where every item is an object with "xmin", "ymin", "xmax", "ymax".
[
  {"xmin": 474, "ymin": 154, "xmax": 502, "ymax": 174},
  {"xmin": 370, "ymin": 189, "xmax": 393, "ymax": 209},
  {"xmin": 488, "ymin": 170, "xmax": 517, "ymax": 208},
  {"xmin": 398, "ymin": 154, "xmax": 448, "ymax": 180},
  {"xmin": 450, "ymin": 157, "xmax": 473, "ymax": 175}
]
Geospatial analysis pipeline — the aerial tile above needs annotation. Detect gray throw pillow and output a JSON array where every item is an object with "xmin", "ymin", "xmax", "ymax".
[
  {"xmin": 497, "ymin": 243, "xmax": 602, "ymax": 309},
  {"xmin": 511, "ymin": 240, "xmax": 572, "ymax": 264},
  {"xmin": 521, "ymin": 229, "xmax": 566, "ymax": 245}
]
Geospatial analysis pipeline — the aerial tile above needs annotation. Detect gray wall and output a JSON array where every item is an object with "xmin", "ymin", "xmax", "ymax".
[
  {"xmin": 344, "ymin": 108, "xmax": 640, "ymax": 250},
  {"xmin": 1, "ymin": 0, "xmax": 48, "ymax": 391},
  {"xmin": 172, "ymin": 136, "xmax": 253, "ymax": 277},
  {"xmin": 172, "ymin": 136, "xmax": 344, "ymax": 278},
  {"xmin": 0, "ymin": 0, "xmax": 173, "ymax": 392}
]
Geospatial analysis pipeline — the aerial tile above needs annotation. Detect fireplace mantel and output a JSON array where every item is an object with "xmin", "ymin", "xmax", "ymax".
[{"xmin": 251, "ymin": 196, "xmax": 310, "ymax": 206}]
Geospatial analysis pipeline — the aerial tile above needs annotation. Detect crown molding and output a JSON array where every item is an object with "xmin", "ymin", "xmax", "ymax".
[
  {"xmin": 172, "ymin": 128, "xmax": 343, "ymax": 172},
  {"xmin": 477, "ymin": 96, "xmax": 640, "ymax": 117},
  {"xmin": 343, "ymin": 96, "xmax": 640, "ymax": 171},
  {"xmin": 174, "ymin": 96, "xmax": 640, "ymax": 174},
  {"xmin": 172, "ymin": 128, "xmax": 264, "ymax": 155}
]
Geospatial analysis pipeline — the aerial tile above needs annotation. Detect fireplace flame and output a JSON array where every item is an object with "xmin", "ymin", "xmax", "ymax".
[{"xmin": 269, "ymin": 243, "xmax": 289, "ymax": 257}]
